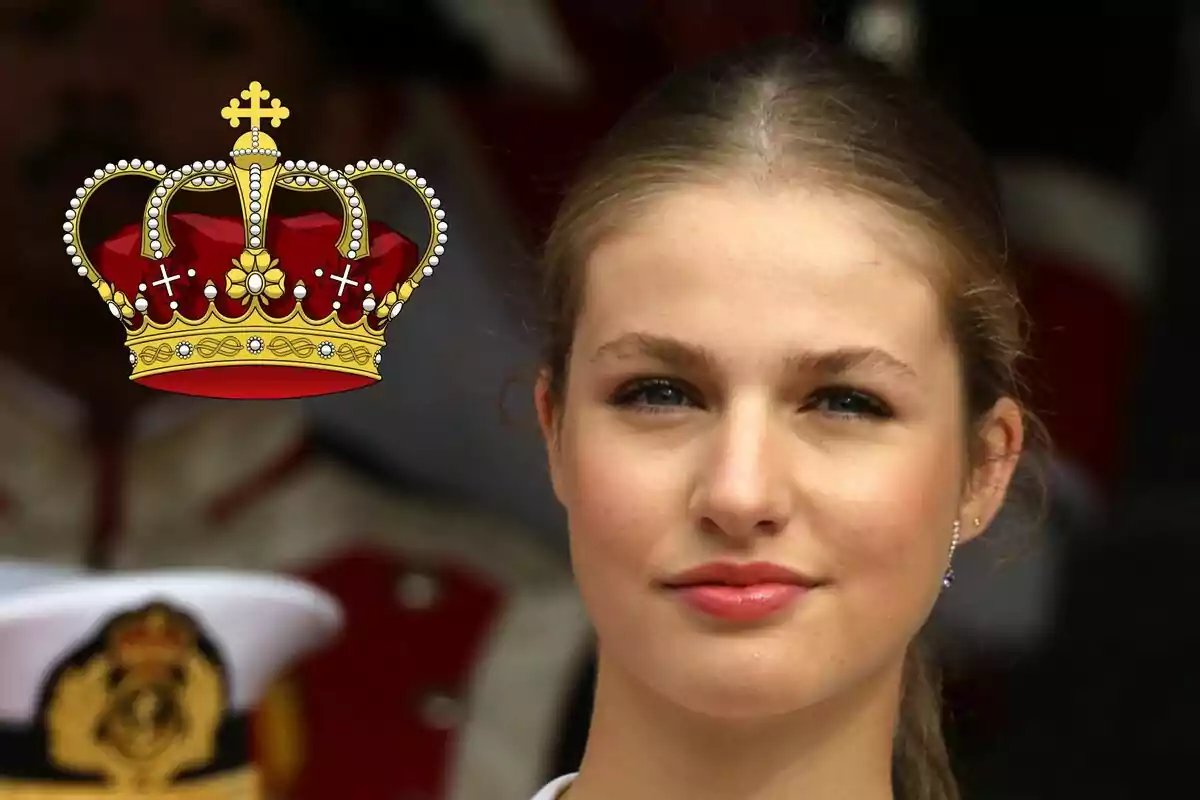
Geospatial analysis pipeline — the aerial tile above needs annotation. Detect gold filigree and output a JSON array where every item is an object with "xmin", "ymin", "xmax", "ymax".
[
  {"xmin": 220, "ymin": 80, "xmax": 290, "ymax": 131},
  {"xmin": 226, "ymin": 251, "xmax": 285, "ymax": 305},
  {"xmin": 376, "ymin": 289, "xmax": 401, "ymax": 319},
  {"xmin": 95, "ymin": 281, "xmax": 134, "ymax": 320},
  {"xmin": 375, "ymin": 281, "xmax": 417, "ymax": 320}
]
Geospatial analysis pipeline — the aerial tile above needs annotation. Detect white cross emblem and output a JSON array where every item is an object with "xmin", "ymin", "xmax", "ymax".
[
  {"xmin": 152, "ymin": 264, "xmax": 181, "ymax": 297},
  {"xmin": 330, "ymin": 264, "xmax": 360, "ymax": 297}
]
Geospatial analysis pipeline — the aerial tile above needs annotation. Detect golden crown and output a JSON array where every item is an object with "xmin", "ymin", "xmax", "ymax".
[
  {"xmin": 106, "ymin": 604, "xmax": 197, "ymax": 676},
  {"xmin": 63, "ymin": 81, "xmax": 447, "ymax": 399}
]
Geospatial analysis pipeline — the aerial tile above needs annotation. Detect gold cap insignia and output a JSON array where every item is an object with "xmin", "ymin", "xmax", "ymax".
[{"xmin": 0, "ymin": 603, "xmax": 261, "ymax": 797}]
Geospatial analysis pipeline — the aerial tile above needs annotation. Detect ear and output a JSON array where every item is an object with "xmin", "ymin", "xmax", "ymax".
[
  {"xmin": 960, "ymin": 396, "xmax": 1025, "ymax": 543},
  {"xmin": 534, "ymin": 369, "xmax": 566, "ymax": 503}
]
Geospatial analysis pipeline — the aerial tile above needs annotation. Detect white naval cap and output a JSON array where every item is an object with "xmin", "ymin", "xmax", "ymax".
[
  {"xmin": 0, "ymin": 560, "xmax": 81, "ymax": 600},
  {"xmin": 0, "ymin": 569, "xmax": 342, "ymax": 795}
]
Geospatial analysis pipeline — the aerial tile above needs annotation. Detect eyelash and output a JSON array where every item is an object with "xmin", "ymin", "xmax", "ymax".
[{"xmin": 609, "ymin": 378, "xmax": 894, "ymax": 420}]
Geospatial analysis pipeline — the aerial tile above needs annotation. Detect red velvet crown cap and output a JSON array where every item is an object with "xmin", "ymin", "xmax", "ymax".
[{"xmin": 95, "ymin": 212, "xmax": 417, "ymax": 399}]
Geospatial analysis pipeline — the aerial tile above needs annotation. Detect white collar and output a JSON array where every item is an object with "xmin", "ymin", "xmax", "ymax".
[{"xmin": 529, "ymin": 774, "xmax": 576, "ymax": 800}]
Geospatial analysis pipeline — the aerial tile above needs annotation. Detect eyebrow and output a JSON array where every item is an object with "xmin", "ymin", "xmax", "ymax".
[{"xmin": 589, "ymin": 332, "xmax": 918, "ymax": 379}]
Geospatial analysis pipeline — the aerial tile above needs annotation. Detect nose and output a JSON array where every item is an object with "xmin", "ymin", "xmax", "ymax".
[{"xmin": 689, "ymin": 402, "xmax": 793, "ymax": 541}]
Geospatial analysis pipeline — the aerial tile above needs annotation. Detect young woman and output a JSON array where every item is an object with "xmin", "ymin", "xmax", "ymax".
[{"xmin": 529, "ymin": 38, "xmax": 1032, "ymax": 800}]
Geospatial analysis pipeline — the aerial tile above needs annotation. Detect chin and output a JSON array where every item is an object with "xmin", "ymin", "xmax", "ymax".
[{"xmin": 637, "ymin": 633, "xmax": 846, "ymax": 721}]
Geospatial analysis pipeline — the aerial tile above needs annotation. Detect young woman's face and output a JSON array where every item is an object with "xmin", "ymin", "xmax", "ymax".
[{"xmin": 538, "ymin": 184, "xmax": 1020, "ymax": 719}]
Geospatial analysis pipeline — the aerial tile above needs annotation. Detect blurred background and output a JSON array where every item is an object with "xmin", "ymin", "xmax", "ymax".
[{"xmin": 0, "ymin": 1, "xmax": 1194, "ymax": 798}]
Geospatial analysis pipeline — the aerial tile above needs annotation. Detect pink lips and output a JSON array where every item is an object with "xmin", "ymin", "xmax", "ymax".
[{"xmin": 661, "ymin": 562, "xmax": 819, "ymax": 622}]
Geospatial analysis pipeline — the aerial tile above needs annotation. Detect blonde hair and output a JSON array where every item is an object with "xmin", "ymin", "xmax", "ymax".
[{"xmin": 537, "ymin": 38, "xmax": 1041, "ymax": 800}]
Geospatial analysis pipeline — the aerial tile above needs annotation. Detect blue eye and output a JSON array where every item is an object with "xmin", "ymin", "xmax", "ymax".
[
  {"xmin": 610, "ymin": 379, "xmax": 697, "ymax": 411},
  {"xmin": 806, "ymin": 387, "xmax": 893, "ymax": 419},
  {"xmin": 609, "ymin": 381, "xmax": 892, "ymax": 420}
]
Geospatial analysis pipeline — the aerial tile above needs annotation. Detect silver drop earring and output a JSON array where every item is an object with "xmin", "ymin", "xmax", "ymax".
[{"xmin": 942, "ymin": 519, "xmax": 961, "ymax": 589}]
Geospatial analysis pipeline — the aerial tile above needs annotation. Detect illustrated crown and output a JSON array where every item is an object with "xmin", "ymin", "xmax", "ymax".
[{"xmin": 63, "ymin": 81, "xmax": 447, "ymax": 400}]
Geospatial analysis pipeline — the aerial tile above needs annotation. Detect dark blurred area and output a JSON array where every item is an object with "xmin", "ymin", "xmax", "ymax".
[{"xmin": 0, "ymin": 1, "xmax": 1194, "ymax": 798}]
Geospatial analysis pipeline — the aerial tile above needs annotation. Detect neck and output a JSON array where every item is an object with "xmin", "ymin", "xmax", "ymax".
[{"xmin": 567, "ymin": 654, "xmax": 904, "ymax": 800}]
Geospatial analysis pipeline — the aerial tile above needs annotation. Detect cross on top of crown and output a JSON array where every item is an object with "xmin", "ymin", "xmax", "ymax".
[{"xmin": 221, "ymin": 81, "xmax": 290, "ymax": 130}]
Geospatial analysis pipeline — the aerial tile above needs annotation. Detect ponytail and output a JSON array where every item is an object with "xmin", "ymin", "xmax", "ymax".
[{"xmin": 893, "ymin": 643, "xmax": 959, "ymax": 800}]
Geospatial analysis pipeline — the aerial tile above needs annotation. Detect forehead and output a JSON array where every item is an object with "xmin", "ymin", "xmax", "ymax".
[{"xmin": 577, "ymin": 184, "xmax": 950, "ymax": 362}]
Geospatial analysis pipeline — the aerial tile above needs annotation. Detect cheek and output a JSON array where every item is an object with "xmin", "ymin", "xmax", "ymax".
[
  {"xmin": 555, "ymin": 407, "xmax": 680, "ymax": 612},
  {"xmin": 817, "ymin": 428, "xmax": 964, "ymax": 622}
]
